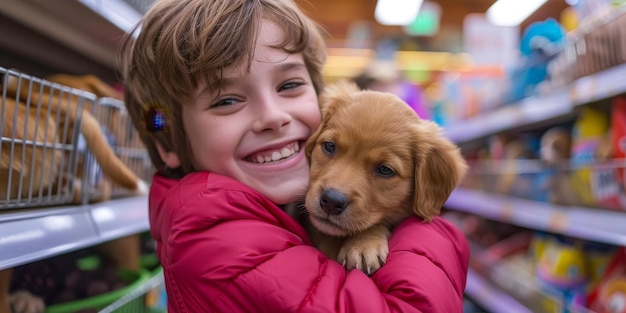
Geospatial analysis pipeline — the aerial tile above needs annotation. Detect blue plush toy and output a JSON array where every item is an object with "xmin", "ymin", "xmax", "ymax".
[{"xmin": 505, "ymin": 18, "xmax": 567, "ymax": 104}]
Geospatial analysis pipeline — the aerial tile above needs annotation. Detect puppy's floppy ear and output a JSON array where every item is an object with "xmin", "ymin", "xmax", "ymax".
[
  {"xmin": 305, "ymin": 80, "xmax": 359, "ymax": 158},
  {"xmin": 412, "ymin": 120, "xmax": 467, "ymax": 221}
]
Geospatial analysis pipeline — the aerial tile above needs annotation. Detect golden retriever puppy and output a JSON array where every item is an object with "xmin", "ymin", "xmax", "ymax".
[
  {"xmin": 1, "ymin": 98, "xmax": 62, "ymax": 202},
  {"xmin": 44, "ymin": 75, "xmax": 144, "ymax": 203},
  {"xmin": 3, "ymin": 73, "xmax": 148, "ymax": 204},
  {"xmin": 304, "ymin": 81, "xmax": 467, "ymax": 275}
]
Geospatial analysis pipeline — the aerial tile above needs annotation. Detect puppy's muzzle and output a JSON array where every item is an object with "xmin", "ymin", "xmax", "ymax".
[{"xmin": 320, "ymin": 188, "xmax": 349, "ymax": 215}]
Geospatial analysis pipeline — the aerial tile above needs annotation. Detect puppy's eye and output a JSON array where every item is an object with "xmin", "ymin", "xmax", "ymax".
[
  {"xmin": 375, "ymin": 165, "xmax": 395, "ymax": 177},
  {"xmin": 321, "ymin": 141, "xmax": 335, "ymax": 155}
]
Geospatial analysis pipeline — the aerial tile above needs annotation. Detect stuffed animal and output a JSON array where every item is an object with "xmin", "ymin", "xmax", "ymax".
[
  {"xmin": 538, "ymin": 127, "xmax": 574, "ymax": 205},
  {"xmin": 505, "ymin": 18, "xmax": 567, "ymax": 104}
]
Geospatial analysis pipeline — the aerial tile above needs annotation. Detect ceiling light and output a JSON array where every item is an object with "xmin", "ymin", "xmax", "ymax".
[
  {"xmin": 375, "ymin": 0, "xmax": 424, "ymax": 26},
  {"xmin": 486, "ymin": 0, "xmax": 548, "ymax": 26}
]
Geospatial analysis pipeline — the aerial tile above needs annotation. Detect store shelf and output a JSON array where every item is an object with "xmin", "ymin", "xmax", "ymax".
[
  {"xmin": 444, "ymin": 90, "xmax": 572, "ymax": 144},
  {"xmin": 465, "ymin": 268, "xmax": 533, "ymax": 313},
  {"xmin": 0, "ymin": 195, "xmax": 148, "ymax": 270},
  {"xmin": 446, "ymin": 188, "xmax": 626, "ymax": 246},
  {"xmin": 444, "ymin": 63, "xmax": 626, "ymax": 144},
  {"xmin": 570, "ymin": 63, "xmax": 626, "ymax": 106},
  {"xmin": 91, "ymin": 196, "xmax": 150, "ymax": 241}
]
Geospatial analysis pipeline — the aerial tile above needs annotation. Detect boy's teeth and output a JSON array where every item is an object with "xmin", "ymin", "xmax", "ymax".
[
  {"xmin": 250, "ymin": 143, "xmax": 299, "ymax": 164},
  {"xmin": 271, "ymin": 151, "xmax": 282, "ymax": 161},
  {"xmin": 281, "ymin": 148, "xmax": 291, "ymax": 158}
]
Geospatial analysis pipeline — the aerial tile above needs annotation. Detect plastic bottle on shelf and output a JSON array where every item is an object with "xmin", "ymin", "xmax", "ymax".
[
  {"xmin": 570, "ymin": 107, "xmax": 615, "ymax": 208},
  {"xmin": 536, "ymin": 235, "xmax": 589, "ymax": 313}
]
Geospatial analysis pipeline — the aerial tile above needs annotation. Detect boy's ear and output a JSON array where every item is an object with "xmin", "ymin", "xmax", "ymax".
[
  {"xmin": 155, "ymin": 141, "xmax": 181, "ymax": 169},
  {"xmin": 305, "ymin": 80, "xmax": 358, "ymax": 158},
  {"xmin": 412, "ymin": 120, "xmax": 468, "ymax": 221}
]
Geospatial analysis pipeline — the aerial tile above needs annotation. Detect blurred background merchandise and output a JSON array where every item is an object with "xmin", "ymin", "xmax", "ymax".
[{"xmin": 2, "ymin": 0, "xmax": 626, "ymax": 312}]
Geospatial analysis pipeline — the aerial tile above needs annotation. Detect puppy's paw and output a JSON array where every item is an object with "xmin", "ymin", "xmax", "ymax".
[{"xmin": 337, "ymin": 227, "xmax": 390, "ymax": 275}]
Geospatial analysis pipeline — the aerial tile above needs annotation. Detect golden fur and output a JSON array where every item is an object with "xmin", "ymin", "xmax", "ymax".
[
  {"xmin": 1, "ymin": 74, "xmax": 147, "ymax": 204},
  {"xmin": 1, "ymin": 98, "xmax": 62, "ymax": 201},
  {"xmin": 44, "ymin": 75, "xmax": 147, "ymax": 202},
  {"xmin": 304, "ymin": 81, "xmax": 467, "ymax": 274}
]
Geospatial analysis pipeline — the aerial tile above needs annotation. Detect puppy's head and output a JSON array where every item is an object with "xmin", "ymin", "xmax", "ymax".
[
  {"xmin": 305, "ymin": 81, "xmax": 467, "ymax": 237},
  {"xmin": 45, "ymin": 74, "xmax": 124, "ymax": 100}
]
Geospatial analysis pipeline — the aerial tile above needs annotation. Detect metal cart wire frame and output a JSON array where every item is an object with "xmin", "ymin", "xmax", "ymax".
[
  {"xmin": 81, "ymin": 97, "xmax": 153, "ymax": 203},
  {"xmin": 0, "ymin": 67, "xmax": 95, "ymax": 209},
  {"xmin": 98, "ymin": 269, "xmax": 166, "ymax": 313}
]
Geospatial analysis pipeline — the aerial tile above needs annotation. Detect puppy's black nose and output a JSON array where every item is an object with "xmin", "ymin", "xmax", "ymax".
[{"xmin": 319, "ymin": 189, "xmax": 349, "ymax": 215}]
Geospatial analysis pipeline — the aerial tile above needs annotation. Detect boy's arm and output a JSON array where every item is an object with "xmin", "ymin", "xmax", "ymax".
[
  {"xmin": 300, "ymin": 216, "xmax": 468, "ymax": 313},
  {"xmin": 369, "ymin": 216, "xmax": 470, "ymax": 312},
  {"xmin": 166, "ymin": 204, "xmax": 469, "ymax": 313}
]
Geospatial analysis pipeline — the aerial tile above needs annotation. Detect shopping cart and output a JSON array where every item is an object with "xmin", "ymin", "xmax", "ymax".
[
  {"xmin": 81, "ymin": 96, "xmax": 154, "ymax": 204},
  {"xmin": 0, "ymin": 67, "xmax": 94, "ymax": 209}
]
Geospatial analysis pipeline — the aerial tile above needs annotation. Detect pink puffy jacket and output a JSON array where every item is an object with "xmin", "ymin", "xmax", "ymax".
[{"xmin": 149, "ymin": 171, "xmax": 470, "ymax": 313}]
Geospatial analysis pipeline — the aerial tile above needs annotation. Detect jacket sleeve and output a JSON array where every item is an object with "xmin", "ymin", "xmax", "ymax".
[{"xmin": 164, "ymin": 191, "xmax": 469, "ymax": 313}]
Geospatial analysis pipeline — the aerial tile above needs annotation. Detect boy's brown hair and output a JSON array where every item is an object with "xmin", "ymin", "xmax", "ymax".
[{"xmin": 119, "ymin": 0, "xmax": 327, "ymax": 177}]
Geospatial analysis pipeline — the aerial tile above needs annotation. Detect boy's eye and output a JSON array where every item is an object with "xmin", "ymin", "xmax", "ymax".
[
  {"xmin": 211, "ymin": 97, "xmax": 238, "ymax": 108},
  {"xmin": 278, "ymin": 81, "xmax": 304, "ymax": 92}
]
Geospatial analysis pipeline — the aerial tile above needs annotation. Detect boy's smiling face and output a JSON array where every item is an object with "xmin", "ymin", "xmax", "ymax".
[{"xmin": 164, "ymin": 19, "xmax": 320, "ymax": 204}]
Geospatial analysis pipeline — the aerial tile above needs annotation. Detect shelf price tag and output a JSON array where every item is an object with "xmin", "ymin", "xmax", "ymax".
[
  {"xmin": 500, "ymin": 201, "xmax": 514, "ymax": 221},
  {"xmin": 548, "ymin": 211, "xmax": 569, "ymax": 232},
  {"xmin": 570, "ymin": 76, "xmax": 597, "ymax": 105}
]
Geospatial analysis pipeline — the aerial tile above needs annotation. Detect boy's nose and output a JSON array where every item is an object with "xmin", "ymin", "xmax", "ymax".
[{"xmin": 252, "ymin": 99, "xmax": 292, "ymax": 132}]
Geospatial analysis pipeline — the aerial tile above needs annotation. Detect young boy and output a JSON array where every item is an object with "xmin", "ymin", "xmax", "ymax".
[{"xmin": 120, "ymin": 0, "xmax": 469, "ymax": 311}]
